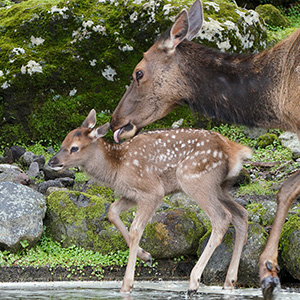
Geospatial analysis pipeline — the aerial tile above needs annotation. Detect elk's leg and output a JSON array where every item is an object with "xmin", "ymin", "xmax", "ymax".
[
  {"xmin": 220, "ymin": 186, "xmax": 248, "ymax": 289},
  {"xmin": 178, "ymin": 172, "xmax": 232, "ymax": 295},
  {"xmin": 121, "ymin": 200, "xmax": 160, "ymax": 293},
  {"xmin": 260, "ymin": 170, "xmax": 300, "ymax": 300},
  {"xmin": 108, "ymin": 197, "xmax": 152, "ymax": 264}
]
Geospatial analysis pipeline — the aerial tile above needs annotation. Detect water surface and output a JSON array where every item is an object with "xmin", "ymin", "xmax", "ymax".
[{"xmin": 0, "ymin": 281, "xmax": 299, "ymax": 300}]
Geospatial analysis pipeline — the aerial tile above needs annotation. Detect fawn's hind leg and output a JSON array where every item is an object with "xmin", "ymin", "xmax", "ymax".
[
  {"xmin": 219, "ymin": 184, "xmax": 248, "ymax": 289},
  {"xmin": 178, "ymin": 170, "xmax": 232, "ymax": 295}
]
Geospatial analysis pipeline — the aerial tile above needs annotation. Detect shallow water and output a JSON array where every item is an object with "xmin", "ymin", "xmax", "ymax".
[{"xmin": 0, "ymin": 281, "xmax": 299, "ymax": 300}]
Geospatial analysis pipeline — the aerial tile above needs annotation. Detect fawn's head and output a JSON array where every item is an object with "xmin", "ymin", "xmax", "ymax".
[{"xmin": 48, "ymin": 109, "xmax": 110, "ymax": 170}]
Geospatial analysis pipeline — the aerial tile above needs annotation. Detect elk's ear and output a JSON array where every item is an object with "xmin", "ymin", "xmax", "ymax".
[
  {"xmin": 163, "ymin": 9, "xmax": 189, "ymax": 52},
  {"xmin": 82, "ymin": 109, "xmax": 97, "ymax": 129},
  {"xmin": 89, "ymin": 123, "xmax": 110, "ymax": 139},
  {"xmin": 160, "ymin": 0, "xmax": 203, "ymax": 52},
  {"xmin": 186, "ymin": 0, "xmax": 203, "ymax": 41}
]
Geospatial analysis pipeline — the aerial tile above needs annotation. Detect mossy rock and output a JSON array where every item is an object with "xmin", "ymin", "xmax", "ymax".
[
  {"xmin": 45, "ymin": 190, "xmax": 128, "ymax": 253},
  {"xmin": 140, "ymin": 208, "xmax": 207, "ymax": 259},
  {"xmin": 256, "ymin": 4, "xmax": 290, "ymax": 28},
  {"xmin": 280, "ymin": 214, "xmax": 300, "ymax": 280},
  {"xmin": 256, "ymin": 133, "xmax": 280, "ymax": 148},
  {"xmin": 246, "ymin": 201, "xmax": 277, "ymax": 227},
  {"xmin": 0, "ymin": 0, "xmax": 266, "ymax": 145}
]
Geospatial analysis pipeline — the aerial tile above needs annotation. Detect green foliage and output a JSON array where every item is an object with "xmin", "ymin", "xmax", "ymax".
[
  {"xmin": 237, "ymin": 181, "xmax": 276, "ymax": 196},
  {"xmin": 0, "ymin": 230, "xmax": 130, "ymax": 279}
]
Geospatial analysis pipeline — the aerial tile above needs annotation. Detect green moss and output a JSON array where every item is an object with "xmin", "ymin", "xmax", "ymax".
[
  {"xmin": 46, "ymin": 190, "xmax": 127, "ymax": 253},
  {"xmin": 280, "ymin": 214, "xmax": 300, "ymax": 256},
  {"xmin": 256, "ymin": 133, "xmax": 280, "ymax": 148},
  {"xmin": 256, "ymin": 4, "xmax": 290, "ymax": 28}
]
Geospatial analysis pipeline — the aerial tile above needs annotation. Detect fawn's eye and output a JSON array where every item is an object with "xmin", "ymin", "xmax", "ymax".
[
  {"xmin": 136, "ymin": 70, "xmax": 144, "ymax": 83},
  {"xmin": 70, "ymin": 146, "xmax": 79, "ymax": 153}
]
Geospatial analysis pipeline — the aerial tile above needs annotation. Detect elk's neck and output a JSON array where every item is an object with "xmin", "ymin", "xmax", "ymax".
[{"xmin": 177, "ymin": 41, "xmax": 287, "ymax": 129}]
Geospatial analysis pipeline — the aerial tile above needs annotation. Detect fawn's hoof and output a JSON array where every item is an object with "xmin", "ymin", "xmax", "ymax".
[
  {"xmin": 261, "ymin": 275, "xmax": 280, "ymax": 300},
  {"xmin": 187, "ymin": 289, "xmax": 197, "ymax": 298}
]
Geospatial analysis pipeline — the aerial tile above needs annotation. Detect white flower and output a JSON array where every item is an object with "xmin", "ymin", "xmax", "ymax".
[
  {"xmin": 90, "ymin": 59, "xmax": 97, "ymax": 66},
  {"xmin": 130, "ymin": 11, "xmax": 138, "ymax": 23},
  {"xmin": 0, "ymin": 71, "xmax": 3, "ymax": 77},
  {"xmin": 1, "ymin": 81, "xmax": 10, "ymax": 89},
  {"xmin": 102, "ymin": 66, "xmax": 117, "ymax": 81},
  {"xmin": 12, "ymin": 48, "xmax": 25, "ymax": 55},
  {"xmin": 49, "ymin": 6, "xmax": 68, "ymax": 15},
  {"xmin": 21, "ymin": 60, "xmax": 43, "ymax": 76},
  {"xmin": 119, "ymin": 44, "xmax": 133, "ymax": 51},
  {"xmin": 83, "ymin": 20, "xmax": 94, "ymax": 28},
  {"xmin": 31, "ymin": 36, "xmax": 45, "ymax": 46},
  {"xmin": 69, "ymin": 88, "xmax": 77, "ymax": 96}
]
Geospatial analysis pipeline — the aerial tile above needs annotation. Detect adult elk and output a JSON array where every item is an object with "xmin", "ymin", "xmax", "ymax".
[
  {"xmin": 110, "ymin": 0, "xmax": 300, "ymax": 299},
  {"xmin": 48, "ymin": 109, "xmax": 252, "ymax": 295}
]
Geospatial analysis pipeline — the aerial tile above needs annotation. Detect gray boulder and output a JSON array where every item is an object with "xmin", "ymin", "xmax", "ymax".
[
  {"xmin": 0, "ymin": 164, "xmax": 23, "ymax": 183},
  {"xmin": 279, "ymin": 131, "xmax": 300, "ymax": 159},
  {"xmin": 198, "ymin": 223, "xmax": 267, "ymax": 286},
  {"xmin": 0, "ymin": 182, "xmax": 46, "ymax": 252}
]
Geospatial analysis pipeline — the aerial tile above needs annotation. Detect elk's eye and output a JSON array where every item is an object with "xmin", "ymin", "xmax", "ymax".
[
  {"xmin": 70, "ymin": 146, "xmax": 79, "ymax": 153},
  {"xmin": 136, "ymin": 70, "xmax": 144, "ymax": 82}
]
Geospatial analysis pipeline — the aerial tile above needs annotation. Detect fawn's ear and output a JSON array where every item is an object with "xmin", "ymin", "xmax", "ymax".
[
  {"xmin": 89, "ymin": 123, "xmax": 110, "ymax": 139},
  {"xmin": 82, "ymin": 109, "xmax": 97, "ymax": 129}
]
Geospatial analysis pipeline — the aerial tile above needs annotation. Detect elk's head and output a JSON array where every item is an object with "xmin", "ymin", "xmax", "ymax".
[
  {"xmin": 111, "ymin": 0, "xmax": 204, "ymax": 143},
  {"xmin": 48, "ymin": 109, "xmax": 110, "ymax": 170}
]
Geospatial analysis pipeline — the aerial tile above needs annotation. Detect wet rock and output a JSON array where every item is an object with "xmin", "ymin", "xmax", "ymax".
[
  {"xmin": 0, "ymin": 182, "xmax": 46, "ymax": 252},
  {"xmin": 198, "ymin": 223, "xmax": 267, "ymax": 287}
]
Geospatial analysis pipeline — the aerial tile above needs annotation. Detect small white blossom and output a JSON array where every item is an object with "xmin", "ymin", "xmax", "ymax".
[
  {"xmin": 31, "ymin": 36, "xmax": 45, "ymax": 46},
  {"xmin": 1, "ymin": 81, "xmax": 10, "ymax": 89},
  {"xmin": 12, "ymin": 48, "xmax": 25, "ymax": 55},
  {"xmin": 69, "ymin": 88, "xmax": 77, "ymax": 96},
  {"xmin": 0, "ymin": 71, "xmax": 3, "ymax": 77},
  {"xmin": 49, "ymin": 6, "xmax": 68, "ymax": 15},
  {"xmin": 83, "ymin": 20, "xmax": 94, "ymax": 28},
  {"xmin": 130, "ymin": 11, "xmax": 138, "ymax": 23},
  {"xmin": 205, "ymin": 2, "xmax": 220, "ymax": 12},
  {"xmin": 90, "ymin": 59, "xmax": 97, "ymax": 66},
  {"xmin": 119, "ymin": 44, "xmax": 133, "ymax": 51},
  {"xmin": 102, "ymin": 66, "xmax": 117, "ymax": 81},
  {"xmin": 21, "ymin": 60, "xmax": 43, "ymax": 76}
]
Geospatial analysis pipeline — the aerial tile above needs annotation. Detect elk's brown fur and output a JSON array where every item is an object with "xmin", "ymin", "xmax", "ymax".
[
  {"xmin": 48, "ymin": 109, "xmax": 252, "ymax": 294},
  {"xmin": 110, "ymin": 1, "xmax": 300, "ymax": 298}
]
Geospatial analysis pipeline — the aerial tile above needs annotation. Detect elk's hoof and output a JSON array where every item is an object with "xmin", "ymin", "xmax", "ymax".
[{"xmin": 261, "ymin": 275, "xmax": 280, "ymax": 300}]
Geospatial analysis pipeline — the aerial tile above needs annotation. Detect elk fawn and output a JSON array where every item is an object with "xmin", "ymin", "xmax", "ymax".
[{"xmin": 48, "ymin": 109, "xmax": 252, "ymax": 294}]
